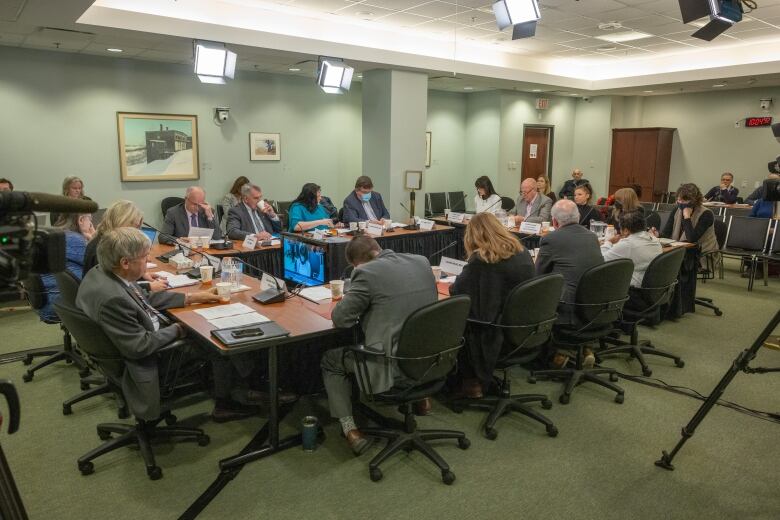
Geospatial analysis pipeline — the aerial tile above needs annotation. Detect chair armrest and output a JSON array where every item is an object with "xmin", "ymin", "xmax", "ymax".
[{"xmin": 158, "ymin": 339, "xmax": 189, "ymax": 355}]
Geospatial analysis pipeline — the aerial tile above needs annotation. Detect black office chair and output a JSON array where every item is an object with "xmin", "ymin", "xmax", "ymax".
[
  {"xmin": 500, "ymin": 196, "xmax": 515, "ymax": 212},
  {"xmin": 450, "ymin": 274, "xmax": 563, "ymax": 440},
  {"xmin": 656, "ymin": 203, "xmax": 676, "ymax": 212},
  {"xmin": 720, "ymin": 216, "xmax": 771, "ymax": 291},
  {"xmin": 426, "ymin": 192, "xmax": 447, "ymax": 217},
  {"xmin": 54, "ymin": 302, "xmax": 209, "ymax": 480},
  {"xmin": 529, "ymin": 259, "xmax": 634, "ymax": 404},
  {"xmin": 20, "ymin": 274, "xmax": 88, "ymax": 383},
  {"xmin": 350, "ymin": 296, "xmax": 472, "ymax": 485},
  {"xmin": 723, "ymin": 207, "xmax": 753, "ymax": 219},
  {"xmin": 337, "ymin": 207, "xmax": 344, "ymax": 223},
  {"xmin": 161, "ymin": 197, "xmax": 184, "ymax": 218},
  {"xmin": 215, "ymin": 204, "xmax": 224, "ymax": 226},
  {"xmin": 656, "ymin": 210, "xmax": 672, "ymax": 234},
  {"xmin": 598, "ymin": 248, "xmax": 686, "ymax": 377},
  {"xmin": 645, "ymin": 211, "xmax": 660, "ymax": 231},
  {"xmin": 448, "ymin": 191, "xmax": 467, "ymax": 213},
  {"xmin": 755, "ymin": 219, "xmax": 780, "ymax": 288},
  {"xmin": 641, "ymin": 202, "xmax": 656, "ymax": 212}
]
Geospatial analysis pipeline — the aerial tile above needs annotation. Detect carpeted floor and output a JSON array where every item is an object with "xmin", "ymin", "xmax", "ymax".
[{"xmin": 1, "ymin": 259, "xmax": 778, "ymax": 520}]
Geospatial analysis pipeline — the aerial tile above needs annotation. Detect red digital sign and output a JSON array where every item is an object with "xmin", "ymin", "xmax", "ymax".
[{"xmin": 745, "ymin": 116, "xmax": 773, "ymax": 127}]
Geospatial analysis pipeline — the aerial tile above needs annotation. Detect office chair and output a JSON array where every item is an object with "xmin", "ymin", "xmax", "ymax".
[
  {"xmin": 598, "ymin": 248, "xmax": 686, "ymax": 377},
  {"xmin": 350, "ymin": 296, "xmax": 472, "ymax": 485},
  {"xmin": 530, "ymin": 259, "xmax": 633, "ymax": 404},
  {"xmin": 160, "ymin": 197, "xmax": 184, "ymax": 219},
  {"xmin": 215, "ymin": 204, "xmax": 224, "ymax": 226},
  {"xmin": 500, "ymin": 196, "xmax": 515, "ymax": 212},
  {"xmin": 656, "ymin": 203, "xmax": 676, "ymax": 212},
  {"xmin": 645, "ymin": 211, "xmax": 661, "ymax": 231},
  {"xmin": 450, "ymin": 274, "xmax": 564, "ymax": 440},
  {"xmin": 640, "ymin": 202, "xmax": 656, "ymax": 212},
  {"xmin": 20, "ymin": 274, "xmax": 89, "ymax": 383},
  {"xmin": 719, "ymin": 216, "xmax": 771, "ymax": 291},
  {"xmin": 723, "ymin": 207, "xmax": 753, "ymax": 219},
  {"xmin": 54, "ymin": 302, "xmax": 209, "ymax": 480},
  {"xmin": 426, "ymin": 192, "xmax": 447, "ymax": 217},
  {"xmin": 447, "ymin": 191, "xmax": 467, "ymax": 213},
  {"xmin": 755, "ymin": 219, "xmax": 779, "ymax": 288}
]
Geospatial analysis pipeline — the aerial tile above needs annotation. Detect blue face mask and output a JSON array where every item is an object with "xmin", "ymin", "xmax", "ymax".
[{"xmin": 361, "ymin": 192, "xmax": 372, "ymax": 202}]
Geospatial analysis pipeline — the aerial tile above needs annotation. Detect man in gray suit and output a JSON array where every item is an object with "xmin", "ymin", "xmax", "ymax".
[
  {"xmin": 321, "ymin": 236, "xmax": 437, "ymax": 455},
  {"xmin": 160, "ymin": 186, "xmax": 222, "ymax": 244},
  {"xmin": 226, "ymin": 183, "xmax": 282, "ymax": 241},
  {"xmin": 513, "ymin": 177, "xmax": 552, "ymax": 225}
]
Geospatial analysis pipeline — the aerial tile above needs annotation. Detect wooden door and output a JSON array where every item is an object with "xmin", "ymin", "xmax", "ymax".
[
  {"xmin": 609, "ymin": 130, "xmax": 635, "ymax": 195},
  {"xmin": 521, "ymin": 127, "xmax": 550, "ymax": 181},
  {"xmin": 632, "ymin": 129, "xmax": 659, "ymax": 200}
]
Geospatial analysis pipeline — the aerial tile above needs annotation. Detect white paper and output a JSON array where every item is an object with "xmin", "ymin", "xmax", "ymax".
[
  {"xmin": 447, "ymin": 212, "xmax": 465, "ymax": 223},
  {"xmin": 242, "ymin": 235, "xmax": 258, "ymax": 249},
  {"xmin": 366, "ymin": 222, "xmax": 384, "ymax": 237},
  {"xmin": 209, "ymin": 312, "xmax": 269, "ymax": 329},
  {"xmin": 439, "ymin": 256, "xmax": 467, "ymax": 276},
  {"xmin": 669, "ymin": 241, "xmax": 690, "ymax": 247},
  {"xmin": 312, "ymin": 229, "xmax": 327, "ymax": 240},
  {"xmin": 153, "ymin": 272, "xmax": 199, "ymax": 288},
  {"xmin": 658, "ymin": 238, "xmax": 675, "ymax": 245},
  {"xmin": 299, "ymin": 286, "xmax": 333, "ymax": 301},
  {"xmin": 146, "ymin": 262, "xmax": 157, "ymax": 268},
  {"xmin": 519, "ymin": 221, "xmax": 542, "ymax": 234},
  {"xmin": 194, "ymin": 302, "xmax": 255, "ymax": 320},
  {"xmin": 230, "ymin": 284, "xmax": 251, "ymax": 294},
  {"xmin": 391, "ymin": 222, "xmax": 407, "ymax": 228},
  {"xmin": 188, "ymin": 226, "xmax": 214, "ymax": 240},
  {"xmin": 418, "ymin": 218, "xmax": 435, "ymax": 230},
  {"xmin": 529, "ymin": 143, "xmax": 538, "ymax": 158}
]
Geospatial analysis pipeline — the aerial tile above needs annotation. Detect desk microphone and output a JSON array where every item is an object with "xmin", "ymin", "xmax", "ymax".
[
  {"xmin": 481, "ymin": 195, "xmax": 505, "ymax": 214},
  {"xmin": 228, "ymin": 255, "xmax": 288, "ymax": 305},
  {"xmin": 399, "ymin": 202, "xmax": 419, "ymax": 230},
  {"xmin": 142, "ymin": 221, "xmax": 219, "ymax": 276},
  {"xmin": 428, "ymin": 241, "xmax": 458, "ymax": 261}
]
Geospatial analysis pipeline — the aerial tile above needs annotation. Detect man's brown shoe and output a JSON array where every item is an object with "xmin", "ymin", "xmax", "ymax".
[
  {"xmin": 583, "ymin": 348, "xmax": 596, "ymax": 369},
  {"xmin": 345, "ymin": 429, "xmax": 372, "ymax": 456},
  {"xmin": 550, "ymin": 353, "xmax": 570, "ymax": 369},
  {"xmin": 413, "ymin": 397, "xmax": 433, "ymax": 416}
]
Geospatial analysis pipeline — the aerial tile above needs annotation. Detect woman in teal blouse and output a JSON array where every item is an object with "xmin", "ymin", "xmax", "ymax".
[{"xmin": 288, "ymin": 183, "xmax": 336, "ymax": 232}]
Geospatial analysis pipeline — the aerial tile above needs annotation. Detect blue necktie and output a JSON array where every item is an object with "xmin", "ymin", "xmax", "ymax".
[{"xmin": 190, "ymin": 213, "xmax": 198, "ymax": 228}]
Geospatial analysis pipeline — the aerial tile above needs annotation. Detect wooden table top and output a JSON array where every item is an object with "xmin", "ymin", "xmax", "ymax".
[{"xmin": 289, "ymin": 224, "xmax": 456, "ymax": 242}]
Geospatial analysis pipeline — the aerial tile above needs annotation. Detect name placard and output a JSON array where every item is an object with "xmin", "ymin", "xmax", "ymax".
[
  {"xmin": 242, "ymin": 235, "xmax": 258, "ymax": 249},
  {"xmin": 439, "ymin": 256, "xmax": 467, "ymax": 276},
  {"xmin": 261, "ymin": 273, "xmax": 286, "ymax": 292},
  {"xmin": 519, "ymin": 221, "xmax": 542, "ymax": 235},
  {"xmin": 417, "ymin": 218, "xmax": 435, "ymax": 231},
  {"xmin": 366, "ymin": 222, "xmax": 385, "ymax": 237},
  {"xmin": 447, "ymin": 212, "xmax": 465, "ymax": 223}
]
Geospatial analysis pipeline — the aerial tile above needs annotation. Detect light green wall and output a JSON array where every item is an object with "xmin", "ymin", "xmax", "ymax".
[
  {"xmin": 425, "ymin": 90, "xmax": 468, "ymax": 198},
  {"xmin": 0, "ymin": 47, "xmax": 362, "ymax": 228},
  {"xmin": 464, "ymin": 91, "xmax": 501, "ymax": 209},
  {"xmin": 572, "ymin": 96, "xmax": 613, "ymax": 199}
]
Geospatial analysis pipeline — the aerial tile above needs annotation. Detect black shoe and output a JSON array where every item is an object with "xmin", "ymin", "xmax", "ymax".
[
  {"xmin": 236, "ymin": 389, "xmax": 299, "ymax": 406},
  {"xmin": 212, "ymin": 400, "xmax": 258, "ymax": 423}
]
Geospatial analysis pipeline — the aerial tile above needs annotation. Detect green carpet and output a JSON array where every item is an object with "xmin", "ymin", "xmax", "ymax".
[{"xmin": 1, "ymin": 260, "xmax": 778, "ymax": 520}]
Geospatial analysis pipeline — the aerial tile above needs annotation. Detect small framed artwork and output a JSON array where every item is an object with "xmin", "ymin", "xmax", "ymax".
[
  {"xmin": 405, "ymin": 170, "xmax": 422, "ymax": 191},
  {"xmin": 425, "ymin": 131, "xmax": 432, "ymax": 168},
  {"xmin": 117, "ymin": 112, "xmax": 199, "ymax": 182},
  {"xmin": 250, "ymin": 132, "xmax": 281, "ymax": 161}
]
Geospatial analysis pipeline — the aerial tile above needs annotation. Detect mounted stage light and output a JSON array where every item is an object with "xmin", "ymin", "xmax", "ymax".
[
  {"xmin": 678, "ymin": 0, "xmax": 743, "ymax": 41},
  {"xmin": 493, "ymin": 0, "xmax": 541, "ymax": 40},
  {"xmin": 193, "ymin": 40, "xmax": 237, "ymax": 84},
  {"xmin": 316, "ymin": 57, "xmax": 354, "ymax": 94}
]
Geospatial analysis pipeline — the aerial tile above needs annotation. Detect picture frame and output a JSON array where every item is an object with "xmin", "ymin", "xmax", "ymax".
[
  {"xmin": 250, "ymin": 132, "xmax": 281, "ymax": 161},
  {"xmin": 405, "ymin": 170, "xmax": 422, "ymax": 191},
  {"xmin": 425, "ymin": 131, "xmax": 432, "ymax": 168},
  {"xmin": 117, "ymin": 112, "xmax": 199, "ymax": 182}
]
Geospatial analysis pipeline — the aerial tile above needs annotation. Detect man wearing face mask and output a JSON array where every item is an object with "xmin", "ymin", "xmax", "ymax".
[{"xmin": 341, "ymin": 175, "xmax": 391, "ymax": 224}]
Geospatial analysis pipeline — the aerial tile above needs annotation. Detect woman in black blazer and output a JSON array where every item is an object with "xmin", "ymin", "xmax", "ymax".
[
  {"xmin": 449, "ymin": 213, "xmax": 535, "ymax": 398},
  {"xmin": 574, "ymin": 183, "xmax": 601, "ymax": 228}
]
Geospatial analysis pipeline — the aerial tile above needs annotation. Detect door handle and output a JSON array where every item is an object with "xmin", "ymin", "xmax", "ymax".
[{"xmin": 0, "ymin": 379, "xmax": 20, "ymax": 434}]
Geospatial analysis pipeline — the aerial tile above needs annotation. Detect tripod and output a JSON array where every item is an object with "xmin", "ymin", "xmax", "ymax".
[{"xmin": 656, "ymin": 309, "xmax": 780, "ymax": 470}]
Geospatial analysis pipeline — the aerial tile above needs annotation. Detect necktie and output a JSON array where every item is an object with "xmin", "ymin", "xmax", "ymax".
[
  {"xmin": 363, "ymin": 201, "xmax": 377, "ymax": 221},
  {"xmin": 190, "ymin": 213, "xmax": 198, "ymax": 228},
  {"xmin": 251, "ymin": 210, "xmax": 265, "ymax": 233},
  {"xmin": 128, "ymin": 283, "xmax": 170, "ymax": 327}
]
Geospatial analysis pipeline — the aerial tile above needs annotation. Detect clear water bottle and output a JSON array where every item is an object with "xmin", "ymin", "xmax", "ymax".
[{"xmin": 220, "ymin": 257, "xmax": 242, "ymax": 290}]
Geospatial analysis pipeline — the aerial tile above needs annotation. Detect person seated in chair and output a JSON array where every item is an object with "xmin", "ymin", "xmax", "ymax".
[
  {"xmin": 341, "ymin": 175, "xmax": 390, "ymax": 224},
  {"xmin": 536, "ymin": 199, "xmax": 604, "ymax": 367},
  {"xmin": 473, "ymin": 175, "xmax": 502, "ymax": 215},
  {"xmin": 160, "ymin": 186, "xmax": 222, "ymax": 244},
  {"xmin": 0, "ymin": 177, "xmax": 12, "ymax": 191},
  {"xmin": 320, "ymin": 236, "xmax": 437, "ymax": 455},
  {"xmin": 77, "ymin": 227, "xmax": 269, "ymax": 423},
  {"xmin": 705, "ymin": 172, "xmax": 739, "ymax": 204},
  {"xmin": 449, "ymin": 213, "xmax": 534, "ymax": 398},
  {"xmin": 558, "ymin": 168, "xmax": 589, "ymax": 200},
  {"xmin": 601, "ymin": 210, "xmax": 662, "ymax": 288},
  {"xmin": 512, "ymin": 178, "xmax": 552, "ymax": 225},
  {"xmin": 746, "ymin": 170, "xmax": 779, "ymax": 205},
  {"xmin": 226, "ymin": 183, "xmax": 282, "ymax": 241}
]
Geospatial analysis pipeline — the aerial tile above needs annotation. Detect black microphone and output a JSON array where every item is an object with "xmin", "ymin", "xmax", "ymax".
[
  {"xmin": 428, "ymin": 241, "xmax": 458, "ymax": 261},
  {"xmin": 399, "ymin": 202, "xmax": 419, "ymax": 230},
  {"xmin": 229, "ymin": 255, "xmax": 287, "ymax": 305},
  {"xmin": 0, "ymin": 191, "xmax": 99, "ymax": 215}
]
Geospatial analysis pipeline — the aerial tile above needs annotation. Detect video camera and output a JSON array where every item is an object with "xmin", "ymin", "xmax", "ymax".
[{"xmin": 0, "ymin": 191, "xmax": 98, "ymax": 290}]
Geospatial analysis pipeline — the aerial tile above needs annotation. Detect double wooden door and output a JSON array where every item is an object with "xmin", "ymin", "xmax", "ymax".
[{"xmin": 609, "ymin": 128, "xmax": 675, "ymax": 202}]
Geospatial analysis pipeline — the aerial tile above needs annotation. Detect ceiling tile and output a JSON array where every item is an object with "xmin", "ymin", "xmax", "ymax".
[
  {"xmin": 440, "ymin": 8, "xmax": 494, "ymax": 26},
  {"xmin": 81, "ymin": 43, "xmax": 146, "ymax": 57},
  {"xmin": 334, "ymin": 4, "xmax": 397, "ymax": 20},
  {"xmin": 406, "ymin": 1, "xmax": 463, "ymax": 19},
  {"xmin": 0, "ymin": 33, "xmax": 24, "ymax": 45},
  {"xmin": 376, "ymin": 11, "xmax": 432, "ymax": 26}
]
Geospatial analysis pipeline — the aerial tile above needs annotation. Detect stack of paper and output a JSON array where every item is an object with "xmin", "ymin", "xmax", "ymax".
[
  {"xmin": 194, "ymin": 303, "xmax": 270, "ymax": 329},
  {"xmin": 153, "ymin": 271, "xmax": 198, "ymax": 288},
  {"xmin": 299, "ymin": 286, "xmax": 333, "ymax": 301}
]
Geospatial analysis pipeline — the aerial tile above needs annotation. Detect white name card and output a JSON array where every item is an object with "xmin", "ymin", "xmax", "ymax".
[
  {"xmin": 366, "ymin": 222, "xmax": 385, "ymax": 237},
  {"xmin": 242, "ymin": 234, "xmax": 258, "ymax": 249},
  {"xmin": 439, "ymin": 256, "xmax": 467, "ymax": 276},
  {"xmin": 447, "ymin": 212, "xmax": 465, "ymax": 223},
  {"xmin": 519, "ymin": 221, "xmax": 542, "ymax": 235},
  {"xmin": 417, "ymin": 218, "xmax": 435, "ymax": 230},
  {"xmin": 261, "ymin": 273, "xmax": 286, "ymax": 292}
]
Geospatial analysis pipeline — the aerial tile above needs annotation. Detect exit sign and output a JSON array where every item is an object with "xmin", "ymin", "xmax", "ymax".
[
  {"xmin": 745, "ymin": 116, "xmax": 773, "ymax": 127},
  {"xmin": 535, "ymin": 98, "xmax": 549, "ymax": 110}
]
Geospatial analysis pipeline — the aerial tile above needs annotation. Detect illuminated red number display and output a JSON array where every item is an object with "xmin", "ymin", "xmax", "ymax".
[{"xmin": 745, "ymin": 116, "xmax": 773, "ymax": 127}]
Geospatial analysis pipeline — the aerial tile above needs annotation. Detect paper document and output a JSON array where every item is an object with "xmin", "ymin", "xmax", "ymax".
[
  {"xmin": 187, "ymin": 226, "xmax": 214, "ymax": 239},
  {"xmin": 146, "ymin": 262, "xmax": 157, "ymax": 268},
  {"xmin": 391, "ymin": 222, "xmax": 408, "ymax": 228},
  {"xmin": 658, "ymin": 238, "xmax": 675, "ymax": 245},
  {"xmin": 153, "ymin": 272, "xmax": 198, "ymax": 288},
  {"xmin": 669, "ymin": 241, "xmax": 690, "ymax": 247},
  {"xmin": 209, "ymin": 312, "xmax": 270, "ymax": 329},
  {"xmin": 195, "ymin": 303, "xmax": 254, "ymax": 320},
  {"xmin": 299, "ymin": 286, "xmax": 333, "ymax": 301},
  {"xmin": 230, "ymin": 284, "xmax": 251, "ymax": 294}
]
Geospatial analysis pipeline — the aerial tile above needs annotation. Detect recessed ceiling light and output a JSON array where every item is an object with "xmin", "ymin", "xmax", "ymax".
[
  {"xmin": 356, "ymin": 10, "xmax": 374, "ymax": 18},
  {"xmin": 712, "ymin": 83, "xmax": 726, "ymax": 88},
  {"xmin": 531, "ymin": 89, "xmax": 541, "ymax": 92},
  {"xmin": 596, "ymin": 44, "xmax": 617, "ymax": 51},
  {"xmin": 570, "ymin": 93, "xmax": 578, "ymax": 96},
  {"xmin": 644, "ymin": 90, "xmax": 654, "ymax": 93},
  {"xmin": 288, "ymin": 67, "xmax": 301, "ymax": 72},
  {"xmin": 106, "ymin": 48, "xmax": 123, "ymax": 53},
  {"xmin": 595, "ymin": 31, "xmax": 652, "ymax": 43},
  {"xmin": 357, "ymin": 74, "xmax": 363, "ymax": 78},
  {"xmin": 598, "ymin": 22, "xmax": 623, "ymax": 31},
  {"xmin": 464, "ymin": 86, "xmax": 474, "ymax": 90}
]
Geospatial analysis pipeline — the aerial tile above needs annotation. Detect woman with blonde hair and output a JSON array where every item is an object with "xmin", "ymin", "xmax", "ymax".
[
  {"xmin": 449, "ymin": 213, "xmax": 535, "ymax": 398},
  {"xmin": 607, "ymin": 187, "xmax": 641, "ymax": 232},
  {"xmin": 51, "ymin": 176, "xmax": 93, "ymax": 225},
  {"xmin": 536, "ymin": 174, "xmax": 557, "ymax": 202},
  {"xmin": 82, "ymin": 199, "xmax": 144, "ymax": 275}
]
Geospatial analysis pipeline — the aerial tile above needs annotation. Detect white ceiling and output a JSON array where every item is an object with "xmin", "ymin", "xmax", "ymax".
[{"xmin": 2, "ymin": 0, "xmax": 780, "ymax": 96}]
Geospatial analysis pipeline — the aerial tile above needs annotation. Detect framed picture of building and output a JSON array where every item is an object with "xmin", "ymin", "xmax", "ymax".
[
  {"xmin": 117, "ymin": 112, "xmax": 199, "ymax": 182},
  {"xmin": 249, "ymin": 132, "xmax": 281, "ymax": 161}
]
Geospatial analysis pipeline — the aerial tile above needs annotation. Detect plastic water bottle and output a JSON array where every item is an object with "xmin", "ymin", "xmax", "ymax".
[{"xmin": 220, "ymin": 257, "xmax": 242, "ymax": 290}]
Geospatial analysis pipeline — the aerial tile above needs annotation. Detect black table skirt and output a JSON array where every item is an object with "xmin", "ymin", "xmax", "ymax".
[
  {"xmin": 375, "ymin": 228, "xmax": 463, "ymax": 265},
  {"xmin": 233, "ymin": 248, "xmax": 284, "ymax": 278}
]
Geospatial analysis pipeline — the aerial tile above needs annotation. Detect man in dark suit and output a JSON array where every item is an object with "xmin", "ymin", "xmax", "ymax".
[
  {"xmin": 558, "ymin": 168, "xmax": 589, "ymax": 200},
  {"xmin": 321, "ymin": 236, "xmax": 437, "ymax": 455},
  {"xmin": 160, "ymin": 186, "xmax": 222, "ymax": 244},
  {"xmin": 341, "ymin": 175, "xmax": 391, "ymax": 224},
  {"xmin": 226, "ymin": 183, "xmax": 282, "ymax": 241}
]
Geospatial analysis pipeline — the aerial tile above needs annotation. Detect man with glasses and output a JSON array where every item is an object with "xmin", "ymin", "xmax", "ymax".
[
  {"xmin": 160, "ymin": 186, "xmax": 222, "ymax": 244},
  {"xmin": 226, "ymin": 183, "xmax": 282, "ymax": 241},
  {"xmin": 513, "ymin": 177, "xmax": 552, "ymax": 225},
  {"xmin": 558, "ymin": 168, "xmax": 589, "ymax": 200},
  {"xmin": 705, "ymin": 172, "xmax": 739, "ymax": 204}
]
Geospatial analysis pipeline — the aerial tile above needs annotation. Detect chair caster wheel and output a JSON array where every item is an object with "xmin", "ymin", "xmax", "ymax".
[
  {"xmin": 147, "ymin": 466, "xmax": 163, "ymax": 480},
  {"xmin": 197, "ymin": 434, "xmax": 211, "ymax": 447},
  {"xmin": 22, "ymin": 372, "xmax": 33, "ymax": 383},
  {"xmin": 541, "ymin": 399, "xmax": 553, "ymax": 410},
  {"xmin": 118, "ymin": 407, "xmax": 130, "ymax": 420},
  {"xmin": 78, "ymin": 461, "xmax": 94, "ymax": 476},
  {"xmin": 546, "ymin": 426, "xmax": 559, "ymax": 438},
  {"xmin": 23, "ymin": 356, "xmax": 33, "ymax": 366},
  {"xmin": 65, "ymin": 358, "xmax": 73, "ymax": 364},
  {"xmin": 441, "ymin": 470, "xmax": 456, "ymax": 485},
  {"xmin": 610, "ymin": 373, "xmax": 619, "ymax": 382},
  {"xmin": 675, "ymin": 360, "xmax": 685, "ymax": 368},
  {"xmin": 559, "ymin": 394, "xmax": 570, "ymax": 405},
  {"xmin": 164, "ymin": 414, "xmax": 177, "ymax": 425},
  {"xmin": 714, "ymin": 309, "xmax": 723, "ymax": 317},
  {"xmin": 615, "ymin": 394, "xmax": 625, "ymax": 404},
  {"xmin": 642, "ymin": 368, "xmax": 652, "ymax": 377},
  {"xmin": 80, "ymin": 382, "xmax": 90, "ymax": 391},
  {"xmin": 458, "ymin": 437, "xmax": 471, "ymax": 449},
  {"xmin": 484, "ymin": 427, "xmax": 498, "ymax": 441},
  {"xmin": 369, "ymin": 468, "xmax": 383, "ymax": 482},
  {"xmin": 98, "ymin": 430, "xmax": 111, "ymax": 441},
  {"xmin": 63, "ymin": 404, "xmax": 72, "ymax": 416},
  {"xmin": 527, "ymin": 376, "xmax": 537, "ymax": 384}
]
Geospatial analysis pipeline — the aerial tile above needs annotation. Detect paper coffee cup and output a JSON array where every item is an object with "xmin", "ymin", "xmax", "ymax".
[
  {"xmin": 349, "ymin": 222, "xmax": 357, "ymax": 231},
  {"xmin": 444, "ymin": 208, "xmax": 450, "ymax": 217},
  {"xmin": 330, "ymin": 280, "xmax": 344, "ymax": 300},
  {"xmin": 216, "ymin": 282, "xmax": 232, "ymax": 302},
  {"xmin": 258, "ymin": 200, "xmax": 266, "ymax": 211},
  {"xmin": 541, "ymin": 221, "xmax": 550, "ymax": 232},
  {"xmin": 200, "ymin": 265, "xmax": 214, "ymax": 284},
  {"xmin": 431, "ymin": 266, "xmax": 442, "ymax": 281},
  {"xmin": 358, "ymin": 221, "xmax": 367, "ymax": 230}
]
